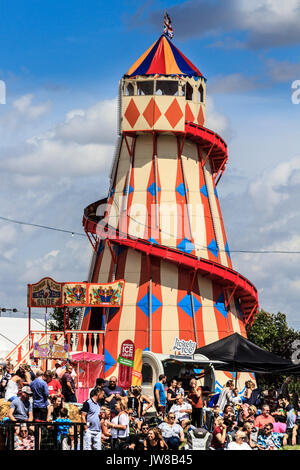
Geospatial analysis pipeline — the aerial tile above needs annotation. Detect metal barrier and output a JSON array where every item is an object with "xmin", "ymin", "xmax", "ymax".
[{"xmin": 0, "ymin": 421, "xmax": 85, "ymax": 451}]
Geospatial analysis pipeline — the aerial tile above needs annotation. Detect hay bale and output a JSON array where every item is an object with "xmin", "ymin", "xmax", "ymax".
[{"xmin": 0, "ymin": 399, "xmax": 10, "ymax": 420}]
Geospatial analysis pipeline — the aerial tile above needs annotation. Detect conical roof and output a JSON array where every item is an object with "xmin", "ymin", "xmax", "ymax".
[{"xmin": 125, "ymin": 34, "xmax": 203, "ymax": 78}]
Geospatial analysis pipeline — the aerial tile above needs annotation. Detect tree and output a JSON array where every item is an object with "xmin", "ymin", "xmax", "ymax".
[
  {"xmin": 247, "ymin": 309, "xmax": 300, "ymax": 392},
  {"xmin": 48, "ymin": 307, "xmax": 81, "ymax": 331}
]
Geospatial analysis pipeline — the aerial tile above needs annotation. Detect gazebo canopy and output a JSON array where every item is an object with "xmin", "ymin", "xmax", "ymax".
[{"xmin": 195, "ymin": 333, "xmax": 300, "ymax": 374}]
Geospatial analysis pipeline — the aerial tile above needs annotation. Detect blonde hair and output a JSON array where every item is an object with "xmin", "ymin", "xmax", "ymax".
[
  {"xmin": 117, "ymin": 398, "xmax": 128, "ymax": 412},
  {"xmin": 235, "ymin": 430, "xmax": 246, "ymax": 441},
  {"xmin": 248, "ymin": 405, "xmax": 257, "ymax": 415}
]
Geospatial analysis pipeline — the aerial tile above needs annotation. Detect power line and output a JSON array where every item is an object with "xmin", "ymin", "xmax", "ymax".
[{"xmin": 2, "ymin": 213, "xmax": 300, "ymax": 255}]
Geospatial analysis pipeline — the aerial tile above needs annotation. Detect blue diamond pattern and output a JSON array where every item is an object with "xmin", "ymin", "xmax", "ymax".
[
  {"xmin": 137, "ymin": 292, "xmax": 162, "ymax": 317},
  {"xmin": 200, "ymin": 184, "xmax": 208, "ymax": 198},
  {"xmin": 225, "ymin": 241, "xmax": 231, "ymax": 259},
  {"xmin": 214, "ymin": 293, "xmax": 228, "ymax": 318},
  {"xmin": 178, "ymin": 294, "xmax": 201, "ymax": 318},
  {"xmin": 176, "ymin": 183, "xmax": 186, "ymax": 197},
  {"xmin": 104, "ymin": 348, "xmax": 116, "ymax": 373},
  {"xmin": 177, "ymin": 238, "xmax": 194, "ymax": 254},
  {"xmin": 147, "ymin": 182, "xmax": 161, "ymax": 197},
  {"xmin": 148, "ymin": 238, "xmax": 158, "ymax": 244},
  {"xmin": 215, "ymin": 187, "xmax": 219, "ymax": 199},
  {"xmin": 123, "ymin": 185, "xmax": 133, "ymax": 196},
  {"xmin": 207, "ymin": 239, "xmax": 219, "ymax": 258},
  {"xmin": 109, "ymin": 187, "xmax": 115, "ymax": 198}
]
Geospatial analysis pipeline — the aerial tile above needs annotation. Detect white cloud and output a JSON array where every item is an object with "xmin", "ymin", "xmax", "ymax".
[
  {"xmin": 205, "ymin": 96, "xmax": 232, "ymax": 140},
  {"xmin": 12, "ymin": 94, "xmax": 51, "ymax": 119}
]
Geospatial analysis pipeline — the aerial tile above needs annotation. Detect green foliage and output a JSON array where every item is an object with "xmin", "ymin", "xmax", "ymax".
[
  {"xmin": 48, "ymin": 307, "xmax": 81, "ymax": 331},
  {"xmin": 247, "ymin": 309, "xmax": 300, "ymax": 391}
]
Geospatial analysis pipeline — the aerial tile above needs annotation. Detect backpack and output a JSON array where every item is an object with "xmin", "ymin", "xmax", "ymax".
[{"xmin": 186, "ymin": 428, "xmax": 212, "ymax": 450}]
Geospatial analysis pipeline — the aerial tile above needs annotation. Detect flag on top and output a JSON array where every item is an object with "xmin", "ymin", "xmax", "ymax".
[{"xmin": 163, "ymin": 11, "xmax": 174, "ymax": 39}]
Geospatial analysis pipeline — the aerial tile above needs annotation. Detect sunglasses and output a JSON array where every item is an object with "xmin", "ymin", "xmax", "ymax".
[{"xmin": 169, "ymin": 416, "xmax": 176, "ymax": 420}]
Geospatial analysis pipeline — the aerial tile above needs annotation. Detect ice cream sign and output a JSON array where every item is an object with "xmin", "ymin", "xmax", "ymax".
[{"xmin": 173, "ymin": 338, "xmax": 197, "ymax": 356}]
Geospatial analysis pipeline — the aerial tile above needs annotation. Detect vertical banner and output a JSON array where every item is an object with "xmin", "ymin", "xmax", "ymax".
[
  {"xmin": 131, "ymin": 348, "xmax": 143, "ymax": 386},
  {"xmin": 117, "ymin": 340, "xmax": 135, "ymax": 389}
]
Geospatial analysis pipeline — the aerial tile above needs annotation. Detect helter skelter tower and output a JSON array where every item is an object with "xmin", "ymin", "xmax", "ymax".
[{"xmin": 81, "ymin": 33, "xmax": 259, "ymax": 386}]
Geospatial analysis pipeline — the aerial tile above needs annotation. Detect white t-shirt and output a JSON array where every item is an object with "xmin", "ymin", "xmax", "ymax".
[
  {"xmin": 169, "ymin": 402, "xmax": 192, "ymax": 422},
  {"xmin": 111, "ymin": 412, "xmax": 129, "ymax": 439},
  {"xmin": 227, "ymin": 441, "xmax": 252, "ymax": 450}
]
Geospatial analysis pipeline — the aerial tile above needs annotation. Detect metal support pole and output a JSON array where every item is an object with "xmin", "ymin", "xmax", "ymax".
[
  {"xmin": 148, "ymin": 279, "xmax": 152, "ymax": 351},
  {"xmin": 190, "ymin": 292, "xmax": 198, "ymax": 346}
]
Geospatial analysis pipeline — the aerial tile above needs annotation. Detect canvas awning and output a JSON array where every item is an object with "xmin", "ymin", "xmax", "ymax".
[{"xmin": 195, "ymin": 333, "xmax": 300, "ymax": 374}]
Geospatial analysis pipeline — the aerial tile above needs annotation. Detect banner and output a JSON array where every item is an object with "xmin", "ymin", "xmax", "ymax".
[
  {"xmin": 118, "ymin": 340, "xmax": 135, "ymax": 389},
  {"xmin": 33, "ymin": 340, "xmax": 69, "ymax": 359},
  {"xmin": 131, "ymin": 348, "xmax": 143, "ymax": 386},
  {"xmin": 28, "ymin": 277, "xmax": 62, "ymax": 307},
  {"xmin": 28, "ymin": 279, "xmax": 125, "ymax": 308}
]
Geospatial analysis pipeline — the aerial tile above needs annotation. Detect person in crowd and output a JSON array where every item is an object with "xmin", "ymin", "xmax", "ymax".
[
  {"xmin": 100, "ymin": 406, "xmax": 112, "ymax": 449},
  {"xmin": 211, "ymin": 416, "xmax": 227, "ymax": 450},
  {"xmin": 81, "ymin": 387, "xmax": 104, "ymax": 450},
  {"xmin": 103, "ymin": 376, "xmax": 126, "ymax": 418},
  {"xmin": 278, "ymin": 396, "xmax": 296, "ymax": 445},
  {"xmin": 254, "ymin": 404, "xmax": 275, "ymax": 430},
  {"xmin": 257, "ymin": 422, "xmax": 285, "ymax": 450},
  {"xmin": 154, "ymin": 374, "xmax": 167, "ymax": 417},
  {"xmin": 129, "ymin": 421, "xmax": 150, "ymax": 451},
  {"xmin": 126, "ymin": 385, "xmax": 153, "ymax": 420},
  {"xmin": 279, "ymin": 377, "xmax": 292, "ymax": 401},
  {"xmin": 158, "ymin": 412, "xmax": 184, "ymax": 450},
  {"xmin": 14, "ymin": 423, "xmax": 35, "ymax": 451},
  {"xmin": 187, "ymin": 378, "xmax": 203, "ymax": 428},
  {"xmin": 54, "ymin": 407, "xmax": 72, "ymax": 446},
  {"xmin": 231, "ymin": 388, "xmax": 242, "ymax": 407},
  {"xmin": 226, "ymin": 430, "xmax": 252, "ymax": 450},
  {"xmin": 47, "ymin": 395, "xmax": 64, "ymax": 421},
  {"xmin": 169, "ymin": 396, "xmax": 192, "ymax": 426},
  {"xmin": 242, "ymin": 405, "xmax": 257, "ymax": 425},
  {"xmin": 166, "ymin": 378, "xmax": 179, "ymax": 412},
  {"xmin": 25, "ymin": 364, "xmax": 36, "ymax": 382},
  {"xmin": 8, "ymin": 386, "xmax": 33, "ymax": 423},
  {"xmin": 144, "ymin": 427, "xmax": 168, "ymax": 451},
  {"xmin": 268, "ymin": 387, "xmax": 278, "ymax": 412},
  {"xmin": 60, "ymin": 364, "xmax": 77, "ymax": 403},
  {"xmin": 242, "ymin": 422, "xmax": 258, "ymax": 449},
  {"xmin": 0, "ymin": 363, "xmax": 13, "ymax": 398},
  {"xmin": 30, "ymin": 370, "xmax": 49, "ymax": 421},
  {"xmin": 176, "ymin": 379, "xmax": 185, "ymax": 398},
  {"xmin": 108, "ymin": 398, "xmax": 130, "ymax": 450},
  {"xmin": 217, "ymin": 380, "xmax": 234, "ymax": 412},
  {"xmin": 4, "ymin": 368, "xmax": 23, "ymax": 402},
  {"xmin": 95, "ymin": 377, "xmax": 107, "ymax": 390},
  {"xmin": 46, "ymin": 370, "xmax": 62, "ymax": 397},
  {"xmin": 15, "ymin": 365, "xmax": 31, "ymax": 386},
  {"xmin": 243, "ymin": 380, "xmax": 255, "ymax": 404}
]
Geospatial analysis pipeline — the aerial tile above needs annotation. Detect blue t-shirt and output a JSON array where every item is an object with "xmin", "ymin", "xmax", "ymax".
[
  {"xmin": 81, "ymin": 398, "xmax": 101, "ymax": 432},
  {"xmin": 30, "ymin": 377, "xmax": 49, "ymax": 408},
  {"xmin": 10, "ymin": 396, "xmax": 33, "ymax": 421},
  {"xmin": 55, "ymin": 418, "xmax": 72, "ymax": 441},
  {"xmin": 154, "ymin": 382, "xmax": 166, "ymax": 406}
]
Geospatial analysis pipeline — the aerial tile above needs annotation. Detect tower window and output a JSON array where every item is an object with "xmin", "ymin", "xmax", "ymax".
[
  {"xmin": 198, "ymin": 84, "xmax": 204, "ymax": 103},
  {"xmin": 155, "ymin": 80, "xmax": 178, "ymax": 96},
  {"xmin": 185, "ymin": 82, "xmax": 193, "ymax": 101},
  {"xmin": 137, "ymin": 81, "xmax": 154, "ymax": 96},
  {"xmin": 125, "ymin": 83, "xmax": 134, "ymax": 96}
]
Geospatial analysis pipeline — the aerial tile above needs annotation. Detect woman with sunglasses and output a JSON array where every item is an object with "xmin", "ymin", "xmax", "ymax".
[{"xmin": 158, "ymin": 412, "xmax": 184, "ymax": 450}]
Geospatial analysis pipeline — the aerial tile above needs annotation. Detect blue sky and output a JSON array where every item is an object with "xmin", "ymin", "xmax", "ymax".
[{"xmin": 1, "ymin": 0, "xmax": 300, "ymax": 335}]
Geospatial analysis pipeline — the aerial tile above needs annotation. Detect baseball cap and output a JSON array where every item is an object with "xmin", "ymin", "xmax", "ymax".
[{"xmin": 22, "ymin": 386, "xmax": 33, "ymax": 395}]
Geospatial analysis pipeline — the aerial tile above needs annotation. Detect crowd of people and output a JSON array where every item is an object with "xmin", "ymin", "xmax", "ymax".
[{"xmin": 1, "ymin": 359, "xmax": 300, "ymax": 451}]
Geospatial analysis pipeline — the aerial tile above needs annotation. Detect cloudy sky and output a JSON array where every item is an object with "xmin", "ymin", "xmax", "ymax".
[{"xmin": 1, "ymin": 0, "xmax": 300, "ymax": 330}]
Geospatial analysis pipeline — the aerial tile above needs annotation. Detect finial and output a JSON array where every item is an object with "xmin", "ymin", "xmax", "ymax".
[{"xmin": 163, "ymin": 10, "xmax": 174, "ymax": 39}]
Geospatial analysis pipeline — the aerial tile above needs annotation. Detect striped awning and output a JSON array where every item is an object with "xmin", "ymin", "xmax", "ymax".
[{"xmin": 125, "ymin": 34, "xmax": 203, "ymax": 78}]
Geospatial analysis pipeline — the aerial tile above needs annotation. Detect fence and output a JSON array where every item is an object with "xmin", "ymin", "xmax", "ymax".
[{"xmin": 0, "ymin": 421, "xmax": 85, "ymax": 451}]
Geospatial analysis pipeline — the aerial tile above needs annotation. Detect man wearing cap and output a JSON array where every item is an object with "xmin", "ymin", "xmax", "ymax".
[{"xmin": 8, "ymin": 386, "xmax": 33, "ymax": 422}]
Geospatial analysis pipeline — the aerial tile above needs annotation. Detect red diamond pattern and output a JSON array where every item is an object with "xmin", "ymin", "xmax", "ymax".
[
  {"xmin": 143, "ymin": 98, "xmax": 162, "ymax": 127},
  {"xmin": 185, "ymin": 103, "xmax": 195, "ymax": 123},
  {"xmin": 165, "ymin": 99, "xmax": 184, "ymax": 128},
  {"xmin": 197, "ymin": 106, "xmax": 204, "ymax": 126},
  {"xmin": 124, "ymin": 99, "xmax": 140, "ymax": 128}
]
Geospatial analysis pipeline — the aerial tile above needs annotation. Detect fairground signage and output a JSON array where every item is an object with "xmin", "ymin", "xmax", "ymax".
[
  {"xmin": 27, "ymin": 277, "xmax": 125, "ymax": 308},
  {"xmin": 173, "ymin": 337, "xmax": 197, "ymax": 356},
  {"xmin": 33, "ymin": 340, "xmax": 70, "ymax": 360}
]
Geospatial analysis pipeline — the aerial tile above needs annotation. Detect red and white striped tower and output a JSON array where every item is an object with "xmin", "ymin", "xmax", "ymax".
[{"xmin": 81, "ymin": 34, "xmax": 258, "ymax": 390}]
